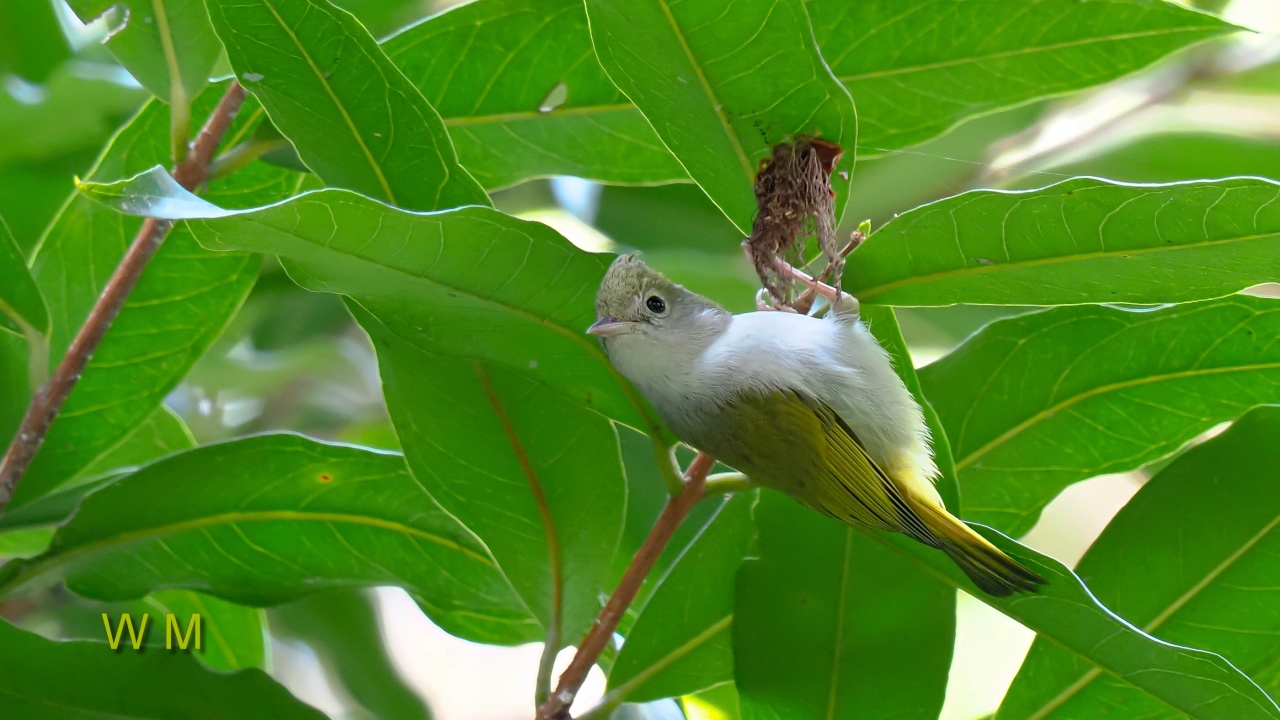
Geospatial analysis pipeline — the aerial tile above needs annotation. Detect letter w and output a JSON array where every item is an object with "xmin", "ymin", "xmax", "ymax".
[{"xmin": 102, "ymin": 613, "xmax": 149, "ymax": 650}]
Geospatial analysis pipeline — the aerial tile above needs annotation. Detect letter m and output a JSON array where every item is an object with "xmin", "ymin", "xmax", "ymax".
[{"xmin": 166, "ymin": 613, "xmax": 201, "ymax": 651}]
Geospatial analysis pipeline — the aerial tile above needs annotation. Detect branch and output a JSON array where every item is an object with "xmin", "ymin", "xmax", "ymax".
[
  {"xmin": 0, "ymin": 83, "xmax": 248, "ymax": 511},
  {"xmin": 535, "ymin": 452, "xmax": 717, "ymax": 720}
]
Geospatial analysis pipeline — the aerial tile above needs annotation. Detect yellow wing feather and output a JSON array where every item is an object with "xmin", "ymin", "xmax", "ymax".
[{"xmin": 689, "ymin": 389, "xmax": 1045, "ymax": 596}]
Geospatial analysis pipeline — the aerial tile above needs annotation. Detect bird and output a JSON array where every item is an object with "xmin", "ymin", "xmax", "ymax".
[{"xmin": 589, "ymin": 253, "xmax": 1044, "ymax": 596}]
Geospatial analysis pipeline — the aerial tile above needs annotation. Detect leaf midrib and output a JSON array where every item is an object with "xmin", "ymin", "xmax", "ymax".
[
  {"xmin": 1021, "ymin": 511, "xmax": 1280, "ymax": 720},
  {"xmin": 856, "ymin": 227, "xmax": 1280, "ymax": 302},
  {"xmin": 257, "ymin": 0, "xmax": 399, "ymax": 205},
  {"xmin": 2, "ymin": 508, "xmax": 494, "ymax": 598},
  {"xmin": 652, "ymin": 0, "xmax": 754, "ymax": 183},
  {"xmin": 956, "ymin": 361, "xmax": 1280, "ymax": 471},
  {"xmin": 474, "ymin": 362, "xmax": 563, "ymax": 639},
  {"xmin": 837, "ymin": 26, "xmax": 1224, "ymax": 83}
]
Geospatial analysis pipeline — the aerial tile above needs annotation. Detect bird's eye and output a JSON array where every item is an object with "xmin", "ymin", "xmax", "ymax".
[{"xmin": 646, "ymin": 295, "xmax": 667, "ymax": 314}]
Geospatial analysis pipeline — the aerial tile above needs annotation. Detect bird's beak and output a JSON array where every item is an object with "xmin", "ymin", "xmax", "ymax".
[{"xmin": 587, "ymin": 317, "xmax": 633, "ymax": 337}]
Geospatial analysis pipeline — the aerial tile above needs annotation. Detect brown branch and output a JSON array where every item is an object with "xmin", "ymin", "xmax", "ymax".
[
  {"xmin": 0, "ymin": 82, "xmax": 247, "ymax": 511},
  {"xmin": 535, "ymin": 452, "xmax": 717, "ymax": 720}
]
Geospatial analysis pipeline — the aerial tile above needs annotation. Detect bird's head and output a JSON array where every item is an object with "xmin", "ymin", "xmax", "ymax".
[{"xmin": 589, "ymin": 254, "xmax": 729, "ymax": 350}]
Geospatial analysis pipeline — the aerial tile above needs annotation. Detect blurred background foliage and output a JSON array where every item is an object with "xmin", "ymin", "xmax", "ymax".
[{"xmin": 1, "ymin": 0, "xmax": 1280, "ymax": 718}]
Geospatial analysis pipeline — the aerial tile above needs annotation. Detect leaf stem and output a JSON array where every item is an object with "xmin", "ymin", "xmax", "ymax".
[
  {"xmin": 0, "ymin": 83, "xmax": 247, "ymax": 512},
  {"xmin": 534, "ymin": 452, "xmax": 716, "ymax": 720}
]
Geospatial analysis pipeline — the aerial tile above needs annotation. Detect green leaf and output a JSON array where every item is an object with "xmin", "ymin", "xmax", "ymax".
[
  {"xmin": 849, "ymin": 177, "xmax": 1280, "ymax": 306},
  {"xmin": 607, "ymin": 493, "xmax": 755, "ymax": 702},
  {"xmin": 0, "ymin": 215, "xmax": 48, "ymax": 340},
  {"xmin": 0, "ymin": 618, "xmax": 325, "ymax": 719},
  {"xmin": 735, "ymin": 494, "xmax": 955, "ymax": 720},
  {"xmin": 0, "ymin": 407, "xmax": 195, "ymax": 545},
  {"xmin": 16, "ymin": 88, "xmax": 301, "ymax": 506},
  {"xmin": 733, "ymin": 307, "xmax": 954, "ymax": 720},
  {"xmin": 76, "ymin": 405, "xmax": 196, "ymax": 481},
  {"xmin": 584, "ymin": 0, "xmax": 857, "ymax": 233},
  {"xmin": 79, "ymin": 166, "xmax": 661, "ymax": 432},
  {"xmin": 205, "ymin": 0, "xmax": 489, "ymax": 211},
  {"xmin": 146, "ymin": 590, "xmax": 268, "ymax": 672},
  {"xmin": 0, "ymin": 0, "xmax": 72, "ymax": 83},
  {"xmin": 270, "ymin": 589, "xmax": 433, "ymax": 720},
  {"xmin": 807, "ymin": 0, "xmax": 1238, "ymax": 151},
  {"xmin": 0, "ymin": 434, "xmax": 540, "ymax": 645},
  {"xmin": 876, "ymin": 524, "xmax": 1280, "ymax": 720},
  {"xmin": 919, "ymin": 295, "xmax": 1280, "ymax": 536},
  {"xmin": 383, "ymin": 0, "xmax": 686, "ymax": 189},
  {"xmin": 1000, "ymin": 406, "xmax": 1280, "ymax": 720},
  {"xmin": 66, "ymin": 0, "xmax": 222, "ymax": 106},
  {"xmin": 355, "ymin": 303, "xmax": 626, "ymax": 646}
]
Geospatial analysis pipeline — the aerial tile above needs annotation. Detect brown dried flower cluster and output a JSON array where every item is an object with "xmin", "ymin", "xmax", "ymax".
[{"xmin": 744, "ymin": 136, "xmax": 843, "ymax": 305}]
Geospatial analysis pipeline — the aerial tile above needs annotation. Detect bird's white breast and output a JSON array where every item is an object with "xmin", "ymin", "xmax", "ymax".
[{"xmin": 616, "ymin": 310, "xmax": 940, "ymax": 500}]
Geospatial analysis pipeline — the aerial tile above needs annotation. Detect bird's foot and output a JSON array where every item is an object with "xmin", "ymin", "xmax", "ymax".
[
  {"xmin": 755, "ymin": 288, "xmax": 796, "ymax": 313},
  {"xmin": 774, "ymin": 257, "xmax": 859, "ymax": 316}
]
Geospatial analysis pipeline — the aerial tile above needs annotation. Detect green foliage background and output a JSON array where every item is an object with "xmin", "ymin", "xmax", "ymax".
[{"xmin": 1, "ymin": 0, "xmax": 1279, "ymax": 718}]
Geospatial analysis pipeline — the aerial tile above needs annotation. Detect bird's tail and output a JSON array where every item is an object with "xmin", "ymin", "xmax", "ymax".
[{"xmin": 902, "ymin": 492, "xmax": 1045, "ymax": 597}]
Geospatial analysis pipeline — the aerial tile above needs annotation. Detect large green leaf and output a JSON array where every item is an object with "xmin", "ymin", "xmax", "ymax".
[
  {"xmin": 607, "ymin": 493, "xmax": 755, "ymax": 703},
  {"xmin": 0, "ymin": 434, "xmax": 540, "ymax": 645},
  {"xmin": 1001, "ymin": 406, "xmax": 1280, "ymax": 720},
  {"xmin": 66, "ymin": 0, "xmax": 221, "ymax": 108},
  {"xmin": 0, "ymin": 618, "xmax": 323, "ymax": 719},
  {"xmin": 849, "ymin": 178, "xmax": 1280, "ymax": 306},
  {"xmin": 807, "ymin": 0, "xmax": 1237, "ymax": 151},
  {"xmin": 206, "ymin": 0, "xmax": 489, "ymax": 211},
  {"xmin": 0, "ymin": 216, "xmax": 48, "ymax": 340},
  {"xmin": 733, "ymin": 306, "xmax": 955, "ymax": 720},
  {"xmin": 383, "ymin": 0, "xmax": 686, "ymax": 189},
  {"xmin": 16, "ymin": 89, "xmax": 300, "ymax": 507},
  {"xmin": 874, "ymin": 524, "xmax": 1280, "ymax": 720},
  {"xmin": 584, "ymin": 0, "xmax": 857, "ymax": 233},
  {"xmin": 79, "ymin": 166, "xmax": 660, "ymax": 432},
  {"xmin": 355, "ymin": 303, "xmax": 626, "ymax": 647},
  {"xmin": 736, "ymin": 494, "xmax": 954, "ymax": 720},
  {"xmin": 920, "ymin": 295, "xmax": 1280, "ymax": 535}
]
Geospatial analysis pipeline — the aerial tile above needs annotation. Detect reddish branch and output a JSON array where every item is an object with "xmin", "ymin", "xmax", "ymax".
[
  {"xmin": 0, "ymin": 83, "xmax": 248, "ymax": 511},
  {"xmin": 535, "ymin": 452, "xmax": 717, "ymax": 720}
]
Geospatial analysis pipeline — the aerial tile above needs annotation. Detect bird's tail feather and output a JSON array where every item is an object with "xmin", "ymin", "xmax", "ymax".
[{"xmin": 903, "ymin": 493, "xmax": 1045, "ymax": 597}]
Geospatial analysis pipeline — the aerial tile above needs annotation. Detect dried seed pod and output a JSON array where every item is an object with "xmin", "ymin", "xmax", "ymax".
[{"xmin": 745, "ymin": 136, "xmax": 843, "ymax": 304}]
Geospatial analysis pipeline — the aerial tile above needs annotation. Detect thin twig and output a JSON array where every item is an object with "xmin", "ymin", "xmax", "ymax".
[
  {"xmin": 535, "ymin": 452, "xmax": 717, "ymax": 720},
  {"xmin": 0, "ymin": 83, "xmax": 247, "ymax": 511}
]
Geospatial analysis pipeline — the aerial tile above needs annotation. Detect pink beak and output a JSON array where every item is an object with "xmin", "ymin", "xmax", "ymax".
[{"xmin": 587, "ymin": 317, "xmax": 632, "ymax": 337}]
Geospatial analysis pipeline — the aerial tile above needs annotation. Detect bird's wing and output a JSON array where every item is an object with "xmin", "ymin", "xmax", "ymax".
[{"xmin": 703, "ymin": 388, "xmax": 929, "ymax": 539}]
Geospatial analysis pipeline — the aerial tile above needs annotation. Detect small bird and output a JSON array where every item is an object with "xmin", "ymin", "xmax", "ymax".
[{"xmin": 590, "ymin": 254, "xmax": 1044, "ymax": 596}]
